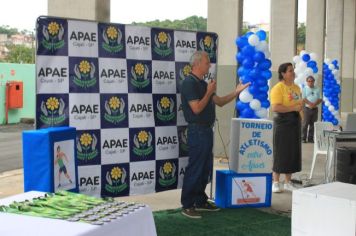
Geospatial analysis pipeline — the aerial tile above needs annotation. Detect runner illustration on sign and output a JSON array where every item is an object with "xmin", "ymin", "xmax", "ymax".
[
  {"xmin": 55, "ymin": 145, "xmax": 73, "ymax": 188},
  {"xmin": 241, "ymin": 179, "xmax": 257, "ymax": 198}
]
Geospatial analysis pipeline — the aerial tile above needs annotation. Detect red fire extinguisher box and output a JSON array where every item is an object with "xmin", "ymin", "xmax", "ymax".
[{"xmin": 7, "ymin": 81, "xmax": 23, "ymax": 109}]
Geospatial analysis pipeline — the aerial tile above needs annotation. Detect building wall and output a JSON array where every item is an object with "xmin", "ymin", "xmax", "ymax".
[{"xmin": 0, "ymin": 63, "xmax": 35, "ymax": 124}]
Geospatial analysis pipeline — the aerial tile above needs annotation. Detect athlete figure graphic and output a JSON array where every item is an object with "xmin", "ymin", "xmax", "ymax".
[
  {"xmin": 241, "ymin": 180, "xmax": 257, "ymax": 198},
  {"xmin": 55, "ymin": 145, "xmax": 73, "ymax": 188}
]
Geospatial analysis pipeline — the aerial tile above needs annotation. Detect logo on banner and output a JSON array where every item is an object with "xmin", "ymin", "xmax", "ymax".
[
  {"xmin": 153, "ymin": 31, "xmax": 173, "ymax": 57},
  {"xmin": 105, "ymin": 166, "xmax": 128, "ymax": 193},
  {"xmin": 72, "ymin": 60, "xmax": 97, "ymax": 89},
  {"xmin": 102, "ymin": 26, "xmax": 124, "ymax": 53},
  {"xmin": 156, "ymin": 97, "xmax": 175, "ymax": 121},
  {"xmin": 41, "ymin": 21, "xmax": 65, "ymax": 52},
  {"xmin": 103, "ymin": 96, "xmax": 126, "ymax": 124},
  {"xmin": 77, "ymin": 133, "xmax": 98, "ymax": 161},
  {"xmin": 158, "ymin": 161, "xmax": 176, "ymax": 186},
  {"xmin": 133, "ymin": 130, "xmax": 154, "ymax": 156},
  {"xmin": 179, "ymin": 127, "xmax": 188, "ymax": 153},
  {"xmin": 199, "ymin": 35, "xmax": 215, "ymax": 59},
  {"xmin": 39, "ymin": 97, "xmax": 66, "ymax": 125},
  {"xmin": 179, "ymin": 65, "xmax": 191, "ymax": 81},
  {"xmin": 130, "ymin": 63, "xmax": 150, "ymax": 89}
]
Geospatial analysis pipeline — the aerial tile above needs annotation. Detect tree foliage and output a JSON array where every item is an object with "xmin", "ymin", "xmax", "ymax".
[
  {"xmin": 297, "ymin": 23, "xmax": 306, "ymax": 45},
  {"xmin": 0, "ymin": 25, "xmax": 19, "ymax": 36},
  {"xmin": 3, "ymin": 44, "xmax": 34, "ymax": 64},
  {"xmin": 131, "ymin": 16, "xmax": 207, "ymax": 31}
]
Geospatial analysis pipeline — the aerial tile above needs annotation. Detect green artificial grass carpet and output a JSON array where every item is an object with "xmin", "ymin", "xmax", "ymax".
[{"xmin": 153, "ymin": 208, "xmax": 291, "ymax": 236}]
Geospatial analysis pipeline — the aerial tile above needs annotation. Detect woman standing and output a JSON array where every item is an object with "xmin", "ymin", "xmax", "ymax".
[{"xmin": 270, "ymin": 62, "xmax": 302, "ymax": 193}]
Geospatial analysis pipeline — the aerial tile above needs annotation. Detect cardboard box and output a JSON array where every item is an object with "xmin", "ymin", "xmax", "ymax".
[
  {"xmin": 229, "ymin": 118, "xmax": 273, "ymax": 173},
  {"xmin": 292, "ymin": 182, "xmax": 356, "ymax": 236},
  {"xmin": 215, "ymin": 170, "xmax": 272, "ymax": 208}
]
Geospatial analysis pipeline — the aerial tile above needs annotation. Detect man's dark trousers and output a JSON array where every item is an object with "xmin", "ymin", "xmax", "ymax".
[{"xmin": 181, "ymin": 124, "xmax": 213, "ymax": 209}]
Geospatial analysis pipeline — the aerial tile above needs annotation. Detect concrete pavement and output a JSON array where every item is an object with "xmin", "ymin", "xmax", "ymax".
[{"xmin": 0, "ymin": 123, "xmax": 326, "ymax": 216}]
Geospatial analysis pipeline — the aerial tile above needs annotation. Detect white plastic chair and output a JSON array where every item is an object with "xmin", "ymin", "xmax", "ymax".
[{"xmin": 309, "ymin": 121, "xmax": 334, "ymax": 179}]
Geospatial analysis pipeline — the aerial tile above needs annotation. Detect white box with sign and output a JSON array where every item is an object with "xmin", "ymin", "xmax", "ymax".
[{"xmin": 229, "ymin": 118, "xmax": 273, "ymax": 173}]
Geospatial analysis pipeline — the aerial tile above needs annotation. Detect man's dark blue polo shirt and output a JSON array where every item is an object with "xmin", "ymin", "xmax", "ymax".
[{"xmin": 180, "ymin": 73, "xmax": 215, "ymax": 125}]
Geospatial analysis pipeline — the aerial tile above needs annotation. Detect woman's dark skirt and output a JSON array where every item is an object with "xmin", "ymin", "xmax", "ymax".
[{"xmin": 273, "ymin": 111, "xmax": 302, "ymax": 173}]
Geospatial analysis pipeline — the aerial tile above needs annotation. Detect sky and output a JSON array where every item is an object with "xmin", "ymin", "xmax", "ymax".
[{"xmin": 0, "ymin": 0, "xmax": 306, "ymax": 32}]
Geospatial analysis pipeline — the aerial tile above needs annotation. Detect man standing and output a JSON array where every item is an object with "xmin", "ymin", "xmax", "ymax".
[
  {"xmin": 180, "ymin": 51, "xmax": 249, "ymax": 219},
  {"xmin": 302, "ymin": 76, "xmax": 322, "ymax": 143}
]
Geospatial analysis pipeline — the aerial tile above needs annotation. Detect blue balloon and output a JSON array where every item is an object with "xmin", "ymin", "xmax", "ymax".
[
  {"xmin": 257, "ymin": 78, "xmax": 267, "ymax": 86},
  {"xmin": 313, "ymin": 67, "xmax": 318, "ymax": 73},
  {"xmin": 259, "ymin": 85, "xmax": 269, "ymax": 92},
  {"xmin": 302, "ymin": 54, "xmax": 310, "ymax": 62},
  {"xmin": 241, "ymin": 107, "xmax": 255, "ymax": 118},
  {"xmin": 258, "ymin": 59, "xmax": 272, "ymax": 70},
  {"xmin": 242, "ymin": 45, "xmax": 255, "ymax": 57},
  {"xmin": 261, "ymin": 70, "xmax": 272, "ymax": 79},
  {"xmin": 245, "ymin": 32, "xmax": 254, "ymax": 38},
  {"xmin": 236, "ymin": 101, "xmax": 249, "ymax": 111},
  {"xmin": 249, "ymin": 68, "xmax": 261, "ymax": 79},
  {"xmin": 256, "ymin": 30, "xmax": 267, "ymax": 40},
  {"xmin": 253, "ymin": 51, "xmax": 265, "ymax": 62},
  {"xmin": 307, "ymin": 60, "xmax": 317, "ymax": 68},
  {"xmin": 332, "ymin": 119, "xmax": 339, "ymax": 125},
  {"xmin": 248, "ymin": 85, "xmax": 259, "ymax": 95},
  {"xmin": 242, "ymin": 58, "xmax": 254, "ymax": 69},
  {"xmin": 236, "ymin": 52, "xmax": 245, "ymax": 63},
  {"xmin": 261, "ymin": 100, "xmax": 270, "ymax": 108},
  {"xmin": 236, "ymin": 36, "xmax": 248, "ymax": 49}
]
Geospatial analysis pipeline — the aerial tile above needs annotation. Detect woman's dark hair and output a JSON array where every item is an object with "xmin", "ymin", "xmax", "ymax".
[{"xmin": 278, "ymin": 62, "xmax": 293, "ymax": 81}]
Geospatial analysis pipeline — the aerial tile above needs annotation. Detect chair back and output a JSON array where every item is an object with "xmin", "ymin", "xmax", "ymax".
[
  {"xmin": 314, "ymin": 121, "xmax": 334, "ymax": 152},
  {"xmin": 345, "ymin": 113, "xmax": 356, "ymax": 131}
]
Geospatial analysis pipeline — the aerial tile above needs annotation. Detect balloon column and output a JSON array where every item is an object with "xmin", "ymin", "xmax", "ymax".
[
  {"xmin": 322, "ymin": 59, "xmax": 341, "ymax": 125},
  {"xmin": 235, "ymin": 30, "xmax": 272, "ymax": 119},
  {"xmin": 292, "ymin": 51, "xmax": 318, "ymax": 87}
]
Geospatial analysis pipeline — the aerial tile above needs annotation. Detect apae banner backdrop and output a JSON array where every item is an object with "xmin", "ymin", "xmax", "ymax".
[{"xmin": 35, "ymin": 16, "xmax": 218, "ymax": 197}]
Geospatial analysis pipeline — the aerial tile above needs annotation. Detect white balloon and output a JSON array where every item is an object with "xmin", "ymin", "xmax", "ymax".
[
  {"xmin": 255, "ymin": 108, "xmax": 268, "ymax": 118},
  {"xmin": 248, "ymin": 34, "xmax": 260, "ymax": 46},
  {"xmin": 310, "ymin": 52, "xmax": 318, "ymax": 61},
  {"xmin": 325, "ymin": 101, "xmax": 331, "ymax": 106},
  {"xmin": 325, "ymin": 58, "xmax": 331, "ymax": 64},
  {"xmin": 256, "ymin": 40, "xmax": 268, "ymax": 52},
  {"xmin": 328, "ymin": 64, "xmax": 335, "ymax": 70},
  {"xmin": 293, "ymin": 55, "xmax": 301, "ymax": 64},
  {"xmin": 332, "ymin": 110, "xmax": 339, "ymax": 116},
  {"xmin": 239, "ymin": 90, "xmax": 253, "ymax": 103},
  {"xmin": 297, "ymin": 61, "xmax": 307, "ymax": 71},
  {"xmin": 249, "ymin": 99, "xmax": 261, "ymax": 110},
  {"xmin": 305, "ymin": 68, "xmax": 313, "ymax": 76},
  {"xmin": 328, "ymin": 105, "xmax": 335, "ymax": 112},
  {"xmin": 264, "ymin": 51, "xmax": 271, "ymax": 58}
]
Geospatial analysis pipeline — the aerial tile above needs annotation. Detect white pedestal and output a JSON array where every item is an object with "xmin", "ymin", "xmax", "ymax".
[{"xmin": 292, "ymin": 182, "xmax": 356, "ymax": 236}]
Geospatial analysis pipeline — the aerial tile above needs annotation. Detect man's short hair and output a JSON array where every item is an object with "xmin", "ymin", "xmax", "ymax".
[{"xmin": 189, "ymin": 51, "xmax": 209, "ymax": 67}]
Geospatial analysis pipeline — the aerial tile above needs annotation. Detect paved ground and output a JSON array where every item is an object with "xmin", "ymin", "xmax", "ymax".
[{"xmin": 0, "ymin": 122, "xmax": 327, "ymax": 216}]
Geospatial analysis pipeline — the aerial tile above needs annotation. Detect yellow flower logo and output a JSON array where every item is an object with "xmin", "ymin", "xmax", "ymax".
[
  {"xmin": 48, "ymin": 22, "xmax": 59, "ymax": 36},
  {"xmin": 134, "ymin": 63, "xmax": 145, "ymax": 76},
  {"xmin": 79, "ymin": 60, "xmax": 91, "ymax": 74},
  {"xmin": 106, "ymin": 26, "xmax": 118, "ymax": 40},
  {"xmin": 80, "ymin": 133, "xmax": 92, "ymax": 147},
  {"xmin": 204, "ymin": 36, "xmax": 212, "ymax": 47},
  {"xmin": 46, "ymin": 97, "xmax": 59, "ymax": 111},
  {"xmin": 158, "ymin": 32, "xmax": 168, "ymax": 44},
  {"xmin": 163, "ymin": 162, "xmax": 173, "ymax": 174},
  {"xmin": 183, "ymin": 65, "xmax": 192, "ymax": 76},
  {"xmin": 109, "ymin": 97, "xmax": 120, "ymax": 110},
  {"xmin": 138, "ymin": 131, "xmax": 149, "ymax": 144},
  {"xmin": 111, "ymin": 167, "xmax": 122, "ymax": 180},
  {"xmin": 160, "ymin": 97, "xmax": 170, "ymax": 109}
]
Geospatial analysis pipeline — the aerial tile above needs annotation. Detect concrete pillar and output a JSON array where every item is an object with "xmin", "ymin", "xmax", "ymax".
[
  {"xmin": 48, "ymin": 0, "xmax": 110, "ymax": 22},
  {"xmin": 305, "ymin": 0, "xmax": 326, "ymax": 77},
  {"xmin": 207, "ymin": 0, "xmax": 243, "ymax": 158},
  {"xmin": 270, "ymin": 0, "xmax": 298, "ymax": 85},
  {"xmin": 325, "ymin": 0, "xmax": 343, "ymax": 62},
  {"xmin": 341, "ymin": 0, "xmax": 355, "ymax": 112}
]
